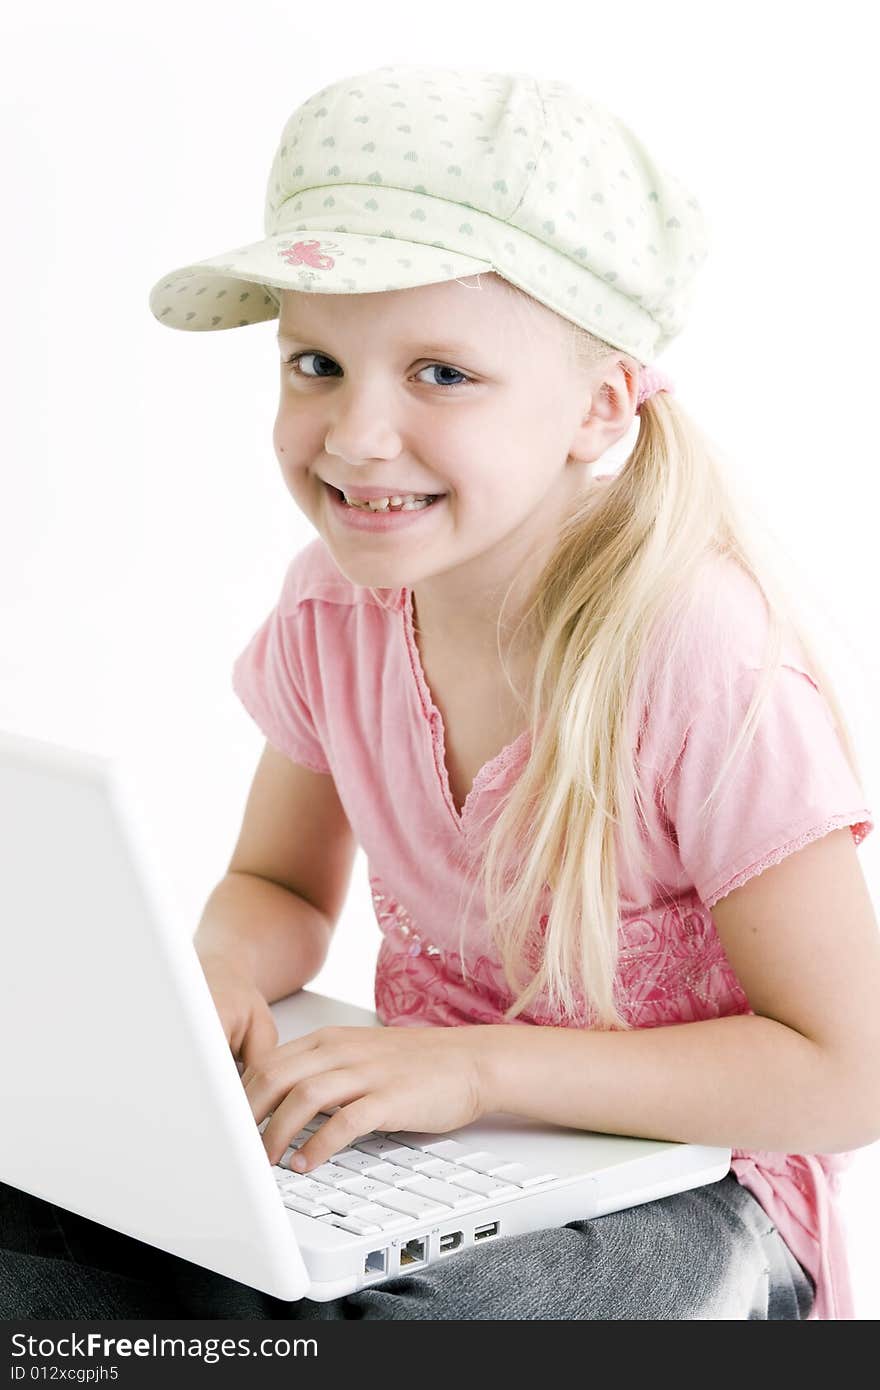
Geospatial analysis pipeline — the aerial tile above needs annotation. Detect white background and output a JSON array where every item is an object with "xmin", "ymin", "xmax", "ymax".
[{"xmin": 2, "ymin": 0, "xmax": 878, "ymax": 1317}]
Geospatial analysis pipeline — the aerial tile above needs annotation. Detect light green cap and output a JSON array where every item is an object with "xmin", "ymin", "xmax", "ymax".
[{"xmin": 149, "ymin": 63, "xmax": 711, "ymax": 366}]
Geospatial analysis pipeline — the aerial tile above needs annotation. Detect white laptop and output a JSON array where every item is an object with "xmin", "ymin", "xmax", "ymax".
[{"xmin": 0, "ymin": 728, "xmax": 731, "ymax": 1302}]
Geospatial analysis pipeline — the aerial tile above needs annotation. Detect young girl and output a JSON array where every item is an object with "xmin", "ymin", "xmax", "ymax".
[{"xmin": 3, "ymin": 62, "xmax": 878, "ymax": 1322}]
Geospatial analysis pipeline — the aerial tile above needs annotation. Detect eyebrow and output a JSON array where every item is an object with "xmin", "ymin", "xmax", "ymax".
[{"xmin": 276, "ymin": 329, "xmax": 480, "ymax": 359}]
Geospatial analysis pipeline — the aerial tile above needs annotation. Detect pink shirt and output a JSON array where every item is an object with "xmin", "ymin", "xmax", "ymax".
[{"xmin": 231, "ymin": 534, "xmax": 874, "ymax": 1320}]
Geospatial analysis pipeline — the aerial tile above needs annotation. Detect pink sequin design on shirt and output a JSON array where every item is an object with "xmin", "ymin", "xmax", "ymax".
[{"xmin": 371, "ymin": 874, "xmax": 750, "ymax": 1031}]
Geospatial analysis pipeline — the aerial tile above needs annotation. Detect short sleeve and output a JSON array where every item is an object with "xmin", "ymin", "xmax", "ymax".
[
  {"xmin": 659, "ymin": 662, "xmax": 874, "ymax": 909},
  {"xmin": 231, "ymin": 586, "xmax": 331, "ymax": 776}
]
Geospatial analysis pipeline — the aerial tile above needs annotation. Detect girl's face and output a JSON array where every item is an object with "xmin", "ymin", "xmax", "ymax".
[{"xmin": 273, "ymin": 275, "xmax": 633, "ymax": 602}]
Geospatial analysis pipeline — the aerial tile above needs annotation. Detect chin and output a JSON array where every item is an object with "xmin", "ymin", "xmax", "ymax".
[{"xmin": 325, "ymin": 545, "xmax": 423, "ymax": 592}]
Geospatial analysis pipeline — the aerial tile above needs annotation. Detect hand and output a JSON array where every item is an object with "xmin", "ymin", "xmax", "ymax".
[
  {"xmin": 197, "ymin": 952, "xmax": 278, "ymax": 1069},
  {"xmin": 239, "ymin": 1024, "xmax": 494, "ymax": 1173}
]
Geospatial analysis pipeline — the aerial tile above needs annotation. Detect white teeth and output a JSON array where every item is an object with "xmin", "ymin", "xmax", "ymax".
[{"xmin": 343, "ymin": 491, "xmax": 435, "ymax": 511}]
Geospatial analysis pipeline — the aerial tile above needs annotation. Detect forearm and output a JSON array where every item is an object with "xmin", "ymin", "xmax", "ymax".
[
  {"xmin": 479, "ymin": 1014, "xmax": 880, "ymax": 1155},
  {"xmin": 193, "ymin": 870, "xmax": 332, "ymax": 1003}
]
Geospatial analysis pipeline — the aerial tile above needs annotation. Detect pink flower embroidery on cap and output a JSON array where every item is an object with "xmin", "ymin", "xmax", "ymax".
[{"xmin": 277, "ymin": 239, "xmax": 340, "ymax": 270}]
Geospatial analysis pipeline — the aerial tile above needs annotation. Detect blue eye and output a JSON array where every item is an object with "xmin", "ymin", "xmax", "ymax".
[{"xmin": 284, "ymin": 351, "xmax": 473, "ymax": 391}]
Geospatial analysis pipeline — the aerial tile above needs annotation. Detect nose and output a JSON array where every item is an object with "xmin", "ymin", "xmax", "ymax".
[{"xmin": 322, "ymin": 378, "xmax": 404, "ymax": 464}]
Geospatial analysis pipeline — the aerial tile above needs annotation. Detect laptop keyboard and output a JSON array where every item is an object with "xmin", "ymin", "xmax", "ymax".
[{"xmin": 261, "ymin": 1113, "xmax": 561, "ymax": 1238}]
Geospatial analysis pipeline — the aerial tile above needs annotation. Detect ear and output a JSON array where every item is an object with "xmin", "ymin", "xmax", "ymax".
[{"xmin": 566, "ymin": 356, "xmax": 641, "ymax": 465}]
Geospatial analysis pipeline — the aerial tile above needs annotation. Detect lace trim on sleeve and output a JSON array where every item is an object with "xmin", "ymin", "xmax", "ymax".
[{"xmin": 704, "ymin": 812, "xmax": 872, "ymax": 908}]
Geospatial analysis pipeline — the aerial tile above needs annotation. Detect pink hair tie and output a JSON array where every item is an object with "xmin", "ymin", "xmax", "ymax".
[{"xmin": 636, "ymin": 365, "xmax": 675, "ymax": 411}]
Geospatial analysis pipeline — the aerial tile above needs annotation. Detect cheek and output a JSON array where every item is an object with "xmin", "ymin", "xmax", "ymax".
[
  {"xmin": 272, "ymin": 404, "xmax": 299, "ymax": 457},
  {"xmin": 273, "ymin": 412, "xmax": 316, "ymax": 488}
]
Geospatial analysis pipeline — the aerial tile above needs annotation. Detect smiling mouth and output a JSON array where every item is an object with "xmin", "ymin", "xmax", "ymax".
[{"xmin": 326, "ymin": 483, "xmax": 445, "ymax": 511}]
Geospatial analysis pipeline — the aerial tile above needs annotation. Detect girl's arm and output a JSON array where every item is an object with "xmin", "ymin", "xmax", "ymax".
[
  {"xmin": 195, "ymin": 870, "xmax": 333, "ymax": 1002},
  {"xmin": 195, "ymin": 745, "xmax": 357, "ymax": 1071},
  {"xmin": 479, "ymin": 828, "xmax": 880, "ymax": 1155},
  {"xmin": 195, "ymin": 741, "xmax": 358, "ymax": 1002},
  {"xmin": 239, "ymin": 826, "xmax": 880, "ymax": 1173}
]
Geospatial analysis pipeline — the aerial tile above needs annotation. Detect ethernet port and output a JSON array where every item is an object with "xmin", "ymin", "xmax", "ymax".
[{"xmin": 399, "ymin": 1236, "xmax": 427, "ymax": 1267}]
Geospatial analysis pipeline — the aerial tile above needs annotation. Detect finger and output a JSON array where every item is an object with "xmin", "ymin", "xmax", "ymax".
[
  {"xmin": 240, "ymin": 1007, "xmax": 279, "ymax": 1071},
  {"xmin": 286, "ymin": 1095, "xmax": 380, "ymax": 1174},
  {"xmin": 260, "ymin": 1070, "xmax": 365, "ymax": 1165},
  {"xmin": 240, "ymin": 1029, "xmax": 327, "ymax": 1090},
  {"xmin": 227, "ymin": 1017, "xmax": 246, "ymax": 1063}
]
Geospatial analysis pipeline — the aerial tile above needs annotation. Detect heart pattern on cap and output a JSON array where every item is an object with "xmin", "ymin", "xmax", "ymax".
[{"xmin": 149, "ymin": 62, "xmax": 710, "ymax": 362}]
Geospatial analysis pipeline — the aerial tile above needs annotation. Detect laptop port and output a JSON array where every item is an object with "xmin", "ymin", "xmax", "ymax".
[
  {"xmin": 439, "ymin": 1230, "xmax": 463, "ymax": 1254},
  {"xmin": 474, "ymin": 1221, "xmax": 500, "ymax": 1241},
  {"xmin": 399, "ymin": 1237, "xmax": 427, "ymax": 1267},
  {"xmin": 364, "ymin": 1248, "xmax": 387, "ymax": 1277}
]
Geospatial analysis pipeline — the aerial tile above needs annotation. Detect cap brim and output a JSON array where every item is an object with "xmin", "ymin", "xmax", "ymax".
[{"xmin": 149, "ymin": 230, "xmax": 494, "ymax": 331}]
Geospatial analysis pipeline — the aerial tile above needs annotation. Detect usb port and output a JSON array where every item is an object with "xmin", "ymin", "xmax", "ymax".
[
  {"xmin": 439, "ymin": 1230, "xmax": 463, "ymax": 1253},
  {"xmin": 474, "ymin": 1221, "xmax": 499, "ymax": 1241}
]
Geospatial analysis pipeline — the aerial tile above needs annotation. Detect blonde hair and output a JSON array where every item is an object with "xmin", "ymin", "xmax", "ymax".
[{"xmin": 365, "ymin": 272, "xmax": 869, "ymax": 1031}]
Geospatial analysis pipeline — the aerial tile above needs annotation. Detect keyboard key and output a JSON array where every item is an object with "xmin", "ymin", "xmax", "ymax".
[
  {"xmin": 447, "ymin": 1171, "xmax": 519, "ymax": 1198},
  {"xmin": 309, "ymin": 1163, "xmax": 359, "ymax": 1187},
  {"xmin": 408, "ymin": 1138, "xmax": 480, "ymax": 1160},
  {"xmin": 404, "ymin": 1177, "xmax": 483, "ymax": 1209},
  {"xmin": 363, "ymin": 1209, "xmax": 413, "ymax": 1233},
  {"xmin": 279, "ymin": 1191, "xmax": 331, "ymax": 1217},
  {"xmin": 318, "ymin": 1190, "xmax": 380, "ymax": 1217},
  {"xmin": 329, "ymin": 1150, "xmax": 389, "ymax": 1175},
  {"xmin": 455, "ymin": 1150, "xmax": 519, "ymax": 1175},
  {"xmin": 276, "ymin": 1175, "xmax": 335, "ymax": 1200},
  {"xmin": 357, "ymin": 1161, "xmax": 422, "ymax": 1188},
  {"xmin": 490, "ymin": 1162, "xmax": 559, "ymax": 1187},
  {"xmin": 301, "ymin": 1113, "xmax": 335, "ymax": 1132},
  {"xmin": 353, "ymin": 1137, "xmax": 413, "ymax": 1160},
  {"xmin": 347, "ymin": 1201, "xmax": 410, "ymax": 1225},
  {"xmin": 318, "ymin": 1213, "xmax": 384, "ymax": 1236},
  {"xmin": 415, "ymin": 1159, "xmax": 476, "ymax": 1182},
  {"xmin": 336, "ymin": 1175, "xmax": 394, "ymax": 1201},
  {"xmin": 378, "ymin": 1148, "xmax": 442, "ymax": 1172},
  {"xmin": 408, "ymin": 1157, "xmax": 454, "ymax": 1178},
  {"xmin": 369, "ymin": 1188, "xmax": 453, "ymax": 1220}
]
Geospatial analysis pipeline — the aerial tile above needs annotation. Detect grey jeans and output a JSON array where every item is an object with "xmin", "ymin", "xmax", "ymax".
[{"xmin": 0, "ymin": 1173, "xmax": 815, "ymax": 1320}]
